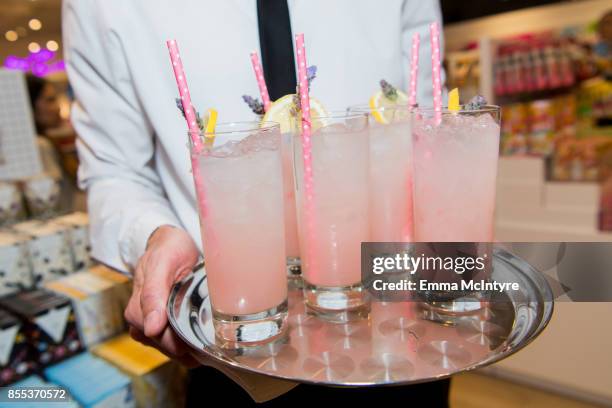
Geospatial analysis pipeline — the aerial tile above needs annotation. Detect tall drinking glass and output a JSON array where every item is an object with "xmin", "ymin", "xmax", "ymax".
[
  {"xmin": 411, "ymin": 106, "xmax": 501, "ymax": 314},
  {"xmin": 190, "ymin": 122, "xmax": 288, "ymax": 346},
  {"xmin": 348, "ymin": 105, "xmax": 414, "ymax": 242},
  {"xmin": 281, "ymin": 132, "xmax": 302, "ymax": 285},
  {"xmin": 293, "ymin": 112, "xmax": 370, "ymax": 322}
]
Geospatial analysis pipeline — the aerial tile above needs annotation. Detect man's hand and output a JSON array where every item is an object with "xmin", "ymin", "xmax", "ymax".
[{"xmin": 124, "ymin": 225, "xmax": 199, "ymax": 366}]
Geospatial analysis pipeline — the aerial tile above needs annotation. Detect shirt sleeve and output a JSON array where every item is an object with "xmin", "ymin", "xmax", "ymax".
[
  {"xmin": 62, "ymin": 0, "xmax": 182, "ymax": 272},
  {"xmin": 401, "ymin": 0, "xmax": 446, "ymax": 106}
]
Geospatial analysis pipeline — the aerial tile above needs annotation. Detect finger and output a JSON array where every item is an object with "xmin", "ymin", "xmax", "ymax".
[
  {"xmin": 128, "ymin": 326, "xmax": 154, "ymax": 348},
  {"xmin": 124, "ymin": 287, "xmax": 144, "ymax": 331},
  {"xmin": 132, "ymin": 261, "xmax": 145, "ymax": 290},
  {"xmin": 140, "ymin": 257, "xmax": 174, "ymax": 337},
  {"xmin": 155, "ymin": 327, "xmax": 191, "ymax": 357}
]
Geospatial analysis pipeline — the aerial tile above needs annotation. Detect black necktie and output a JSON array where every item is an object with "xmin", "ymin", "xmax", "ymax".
[{"xmin": 257, "ymin": 0, "xmax": 297, "ymax": 101}]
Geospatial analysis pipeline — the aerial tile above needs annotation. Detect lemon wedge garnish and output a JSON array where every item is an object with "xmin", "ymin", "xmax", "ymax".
[
  {"xmin": 261, "ymin": 94, "xmax": 328, "ymax": 133},
  {"xmin": 204, "ymin": 108, "xmax": 217, "ymax": 147},
  {"xmin": 368, "ymin": 89, "xmax": 409, "ymax": 124},
  {"xmin": 448, "ymin": 88, "xmax": 460, "ymax": 112}
]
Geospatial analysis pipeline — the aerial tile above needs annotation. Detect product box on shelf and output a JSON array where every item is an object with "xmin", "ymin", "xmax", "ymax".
[
  {"xmin": 92, "ymin": 334, "xmax": 185, "ymax": 408},
  {"xmin": 45, "ymin": 269, "xmax": 128, "ymax": 347},
  {"xmin": 0, "ymin": 290, "xmax": 83, "ymax": 369},
  {"xmin": 0, "ymin": 230, "xmax": 33, "ymax": 296},
  {"xmin": 0, "ymin": 375, "xmax": 80, "ymax": 408},
  {"xmin": 0, "ymin": 182, "xmax": 26, "ymax": 227},
  {"xmin": 12, "ymin": 220, "xmax": 74, "ymax": 285},
  {"xmin": 0, "ymin": 309, "xmax": 35, "ymax": 386},
  {"xmin": 21, "ymin": 174, "xmax": 61, "ymax": 219},
  {"xmin": 599, "ymin": 146, "xmax": 612, "ymax": 232},
  {"xmin": 552, "ymin": 137, "xmax": 612, "ymax": 181},
  {"xmin": 528, "ymin": 99, "xmax": 556, "ymax": 156},
  {"xmin": 554, "ymin": 94, "xmax": 577, "ymax": 137},
  {"xmin": 501, "ymin": 103, "xmax": 529, "ymax": 155},
  {"xmin": 88, "ymin": 265, "xmax": 132, "ymax": 319},
  {"xmin": 51, "ymin": 212, "xmax": 92, "ymax": 271},
  {"xmin": 44, "ymin": 352, "xmax": 135, "ymax": 408}
]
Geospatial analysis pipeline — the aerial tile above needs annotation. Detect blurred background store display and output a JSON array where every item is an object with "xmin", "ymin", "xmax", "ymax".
[
  {"xmin": 0, "ymin": 0, "xmax": 611, "ymax": 407},
  {"xmin": 444, "ymin": 0, "xmax": 612, "ymax": 239},
  {"xmin": 444, "ymin": 3, "xmax": 612, "ymax": 407}
]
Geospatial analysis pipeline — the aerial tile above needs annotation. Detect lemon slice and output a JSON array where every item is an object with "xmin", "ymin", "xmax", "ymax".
[
  {"xmin": 368, "ymin": 89, "xmax": 409, "ymax": 124},
  {"xmin": 448, "ymin": 88, "xmax": 460, "ymax": 112},
  {"xmin": 261, "ymin": 94, "xmax": 328, "ymax": 133}
]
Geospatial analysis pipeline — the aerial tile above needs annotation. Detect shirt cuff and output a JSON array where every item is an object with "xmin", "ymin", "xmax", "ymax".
[{"xmin": 119, "ymin": 210, "xmax": 182, "ymax": 269}]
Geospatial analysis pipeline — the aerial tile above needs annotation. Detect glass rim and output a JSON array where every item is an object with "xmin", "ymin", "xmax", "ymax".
[
  {"xmin": 187, "ymin": 121, "xmax": 279, "ymax": 136},
  {"xmin": 411, "ymin": 104, "xmax": 501, "ymax": 115},
  {"xmin": 347, "ymin": 104, "xmax": 414, "ymax": 113},
  {"xmin": 313, "ymin": 111, "xmax": 369, "ymax": 120}
]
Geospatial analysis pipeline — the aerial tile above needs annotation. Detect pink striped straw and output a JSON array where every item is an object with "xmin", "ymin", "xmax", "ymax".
[
  {"xmin": 250, "ymin": 51, "xmax": 272, "ymax": 112},
  {"xmin": 429, "ymin": 22, "xmax": 443, "ymax": 125},
  {"xmin": 167, "ymin": 40, "xmax": 202, "ymax": 151},
  {"xmin": 295, "ymin": 33, "xmax": 316, "ymax": 274},
  {"xmin": 409, "ymin": 33, "xmax": 420, "ymax": 107},
  {"xmin": 166, "ymin": 39, "xmax": 207, "ymax": 216}
]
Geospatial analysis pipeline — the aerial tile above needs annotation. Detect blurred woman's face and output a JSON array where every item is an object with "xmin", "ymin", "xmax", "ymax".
[{"xmin": 35, "ymin": 83, "xmax": 61, "ymax": 132}]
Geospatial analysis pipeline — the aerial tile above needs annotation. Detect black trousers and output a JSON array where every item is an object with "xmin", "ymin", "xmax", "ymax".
[{"xmin": 186, "ymin": 366, "xmax": 451, "ymax": 407}]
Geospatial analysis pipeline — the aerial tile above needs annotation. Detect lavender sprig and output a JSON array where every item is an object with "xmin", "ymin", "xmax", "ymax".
[
  {"xmin": 380, "ymin": 80, "xmax": 398, "ymax": 101},
  {"xmin": 293, "ymin": 65, "xmax": 318, "ymax": 114},
  {"xmin": 290, "ymin": 94, "xmax": 300, "ymax": 118},
  {"xmin": 242, "ymin": 95, "xmax": 265, "ymax": 116},
  {"xmin": 175, "ymin": 98, "xmax": 185, "ymax": 116},
  {"xmin": 306, "ymin": 65, "xmax": 317, "ymax": 91},
  {"xmin": 464, "ymin": 95, "xmax": 488, "ymax": 111},
  {"xmin": 175, "ymin": 97, "xmax": 205, "ymax": 132}
]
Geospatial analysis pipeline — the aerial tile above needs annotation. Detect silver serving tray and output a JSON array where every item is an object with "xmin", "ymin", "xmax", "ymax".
[{"xmin": 167, "ymin": 248, "xmax": 553, "ymax": 386}]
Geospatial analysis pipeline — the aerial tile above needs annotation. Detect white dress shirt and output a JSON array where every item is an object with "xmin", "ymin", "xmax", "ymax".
[{"xmin": 62, "ymin": 0, "xmax": 444, "ymax": 272}]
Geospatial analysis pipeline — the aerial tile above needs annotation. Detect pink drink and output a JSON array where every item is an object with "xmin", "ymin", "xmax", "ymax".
[
  {"xmin": 281, "ymin": 133, "xmax": 300, "ymax": 259},
  {"xmin": 296, "ymin": 126, "xmax": 369, "ymax": 287},
  {"xmin": 195, "ymin": 124, "xmax": 287, "ymax": 318},
  {"xmin": 294, "ymin": 114, "xmax": 371, "ymax": 321},
  {"xmin": 412, "ymin": 108, "xmax": 501, "ymax": 241},
  {"xmin": 368, "ymin": 120, "xmax": 414, "ymax": 242}
]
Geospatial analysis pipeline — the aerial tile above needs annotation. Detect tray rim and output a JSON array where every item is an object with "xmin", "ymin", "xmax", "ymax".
[{"xmin": 167, "ymin": 248, "xmax": 555, "ymax": 387}]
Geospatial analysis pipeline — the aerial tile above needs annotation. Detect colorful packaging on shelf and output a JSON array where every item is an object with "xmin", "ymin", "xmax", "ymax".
[
  {"xmin": 0, "ymin": 230, "xmax": 33, "ymax": 296},
  {"xmin": 554, "ymin": 94, "xmax": 577, "ymax": 138},
  {"xmin": 552, "ymin": 137, "xmax": 612, "ymax": 182},
  {"xmin": 528, "ymin": 99, "xmax": 556, "ymax": 156},
  {"xmin": 22, "ymin": 174, "xmax": 61, "ymax": 219},
  {"xmin": 558, "ymin": 44, "xmax": 575, "ymax": 88},
  {"xmin": 501, "ymin": 103, "xmax": 529, "ymax": 155},
  {"xmin": 51, "ymin": 212, "xmax": 92, "ymax": 271},
  {"xmin": 532, "ymin": 46, "xmax": 548, "ymax": 91},
  {"xmin": 45, "ymin": 269, "xmax": 128, "ymax": 347},
  {"xmin": 601, "ymin": 180, "xmax": 612, "ymax": 232},
  {"xmin": 552, "ymin": 138, "xmax": 581, "ymax": 181},
  {"xmin": 599, "ymin": 145, "xmax": 612, "ymax": 232},
  {"xmin": 0, "ymin": 290, "xmax": 83, "ymax": 369},
  {"xmin": 44, "ymin": 352, "xmax": 135, "ymax": 408},
  {"xmin": 0, "ymin": 375, "xmax": 80, "ymax": 408},
  {"xmin": 12, "ymin": 220, "xmax": 74, "ymax": 285},
  {"xmin": 0, "ymin": 309, "xmax": 35, "ymax": 386},
  {"xmin": 0, "ymin": 182, "xmax": 26, "ymax": 227},
  {"xmin": 92, "ymin": 334, "xmax": 186, "ymax": 408},
  {"xmin": 494, "ymin": 36, "xmax": 575, "ymax": 98}
]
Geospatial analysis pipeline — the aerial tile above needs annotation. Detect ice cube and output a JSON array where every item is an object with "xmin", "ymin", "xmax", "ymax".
[
  {"xmin": 207, "ymin": 130, "xmax": 280, "ymax": 158},
  {"xmin": 315, "ymin": 123, "xmax": 350, "ymax": 135}
]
